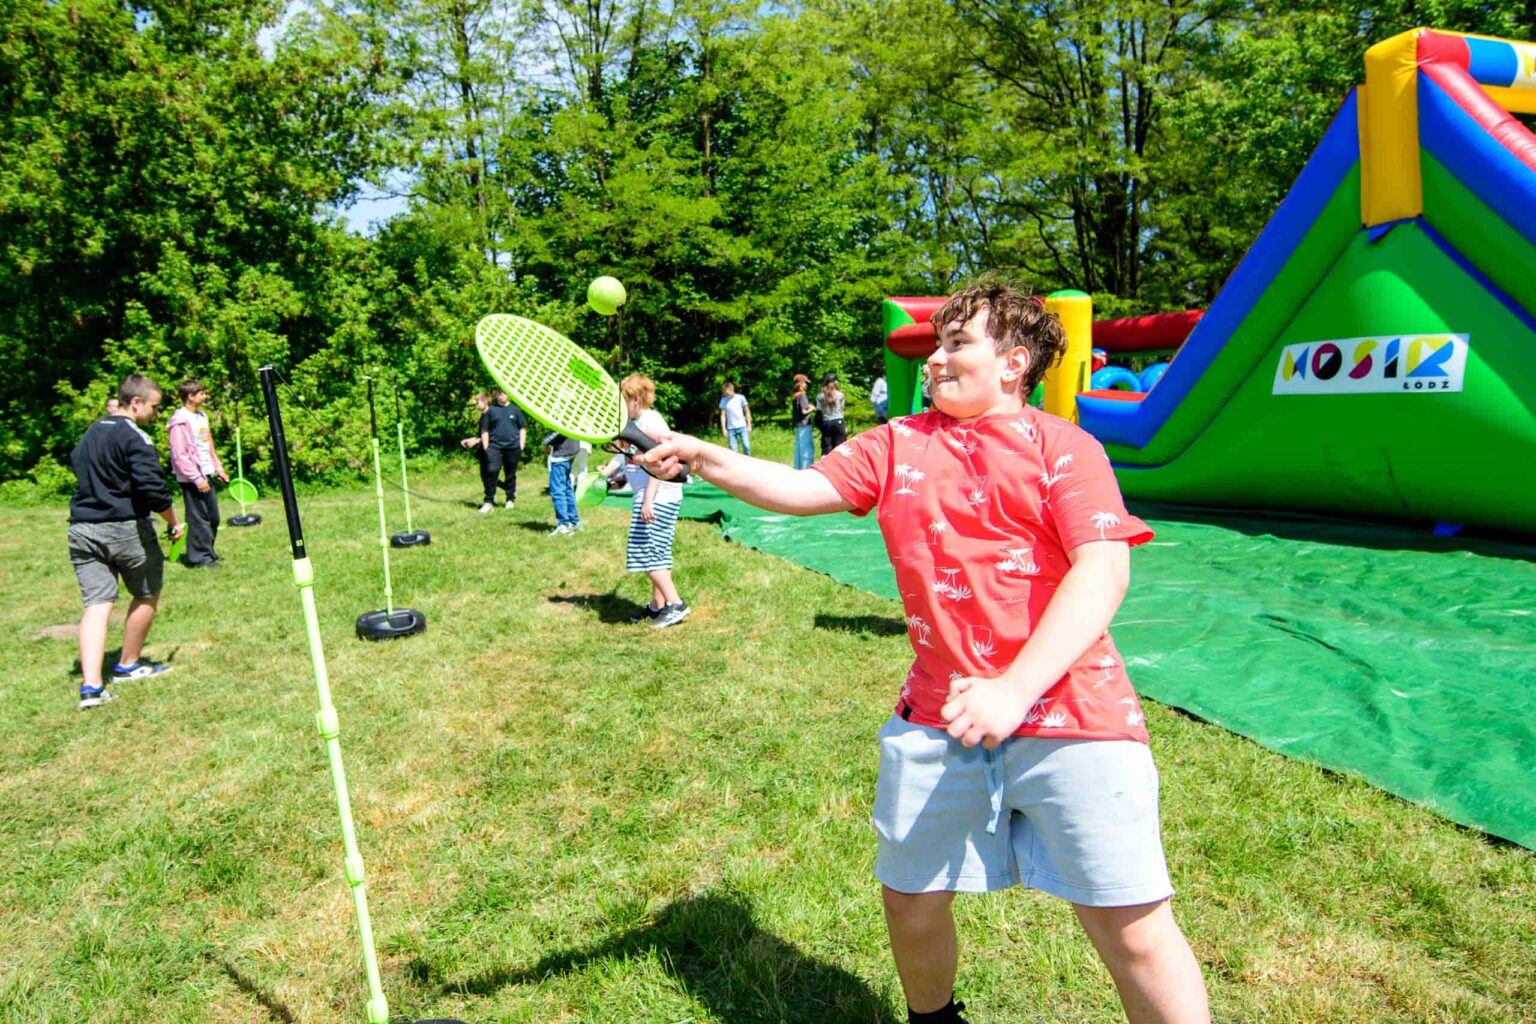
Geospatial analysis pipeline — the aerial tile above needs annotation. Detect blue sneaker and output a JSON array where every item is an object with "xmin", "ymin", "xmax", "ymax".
[
  {"xmin": 78, "ymin": 686, "xmax": 117, "ymax": 710},
  {"xmin": 112, "ymin": 661, "xmax": 173, "ymax": 683}
]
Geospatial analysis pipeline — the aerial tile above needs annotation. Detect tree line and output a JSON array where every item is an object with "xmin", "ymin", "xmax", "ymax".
[{"xmin": 2, "ymin": 0, "xmax": 1529, "ymax": 485}]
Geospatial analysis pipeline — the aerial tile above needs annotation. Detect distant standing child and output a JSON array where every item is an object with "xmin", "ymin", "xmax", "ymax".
[
  {"xmin": 871, "ymin": 372, "xmax": 889, "ymax": 423},
  {"xmin": 479, "ymin": 390, "xmax": 526, "ymax": 513},
  {"xmin": 461, "ymin": 391, "xmax": 491, "ymax": 496},
  {"xmin": 816, "ymin": 372, "xmax": 847, "ymax": 456},
  {"xmin": 637, "ymin": 282, "xmax": 1210, "ymax": 1024},
  {"xmin": 790, "ymin": 378, "xmax": 815, "ymax": 469},
  {"xmin": 718, "ymin": 381, "xmax": 752, "ymax": 455},
  {"xmin": 68, "ymin": 374, "xmax": 184, "ymax": 709},
  {"xmin": 167, "ymin": 379, "xmax": 228, "ymax": 568},
  {"xmin": 612, "ymin": 374, "xmax": 689, "ymax": 629},
  {"xmin": 544, "ymin": 430, "xmax": 582, "ymax": 535}
]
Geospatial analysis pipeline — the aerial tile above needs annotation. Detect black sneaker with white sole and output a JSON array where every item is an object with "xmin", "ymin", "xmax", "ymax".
[
  {"xmin": 78, "ymin": 686, "xmax": 117, "ymax": 710},
  {"xmin": 651, "ymin": 602, "xmax": 691, "ymax": 629}
]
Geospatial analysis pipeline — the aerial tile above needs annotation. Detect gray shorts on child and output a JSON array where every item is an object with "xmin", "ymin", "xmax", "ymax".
[
  {"xmin": 872, "ymin": 715, "xmax": 1174, "ymax": 907},
  {"xmin": 67, "ymin": 519, "xmax": 164, "ymax": 606}
]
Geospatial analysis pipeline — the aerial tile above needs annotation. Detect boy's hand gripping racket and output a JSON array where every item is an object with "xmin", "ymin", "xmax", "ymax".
[
  {"xmin": 474, "ymin": 314, "xmax": 689, "ymax": 482},
  {"xmin": 166, "ymin": 523, "xmax": 186, "ymax": 563}
]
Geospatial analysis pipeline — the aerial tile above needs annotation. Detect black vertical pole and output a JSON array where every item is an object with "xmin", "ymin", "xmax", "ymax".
[{"xmin": 259, "ymin": 365, "xmax": 306, "ymax": 561}]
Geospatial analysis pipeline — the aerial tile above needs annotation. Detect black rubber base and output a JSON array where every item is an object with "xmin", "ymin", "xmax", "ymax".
[
  {"xmin": 390, "ymin": 529, "xmax": 432, "ymax": 547},
  {"xmin": 228, "ymin": 514, "xmax": 262, "ymax": 527},
  {"xmin": 356, "ymin": 608, "xmax": 427, "ymax": 641}
]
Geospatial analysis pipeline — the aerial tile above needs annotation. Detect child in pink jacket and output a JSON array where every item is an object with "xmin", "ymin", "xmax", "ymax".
[{"xmin": 167, "ymin": 379, "xmax": 228, "ymax": 567}]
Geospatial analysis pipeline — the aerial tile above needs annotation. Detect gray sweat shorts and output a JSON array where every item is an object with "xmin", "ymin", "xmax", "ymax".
[
  {"xmin": 67, "ymin": 519, "xmax": 164, "ymax": 606},
  {"xmin": 872, "ymin": 715, "xmax": 1174, "ymax": 907}
]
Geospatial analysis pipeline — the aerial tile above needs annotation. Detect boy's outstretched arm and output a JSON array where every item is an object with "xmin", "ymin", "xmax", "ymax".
[
  {"xmin": 636, "ymin": 431, "xmax": 852, "ymax": 516},
  {"xmin": 942, "ymin": 540, "xmax": 1131, "ymax": 748}
]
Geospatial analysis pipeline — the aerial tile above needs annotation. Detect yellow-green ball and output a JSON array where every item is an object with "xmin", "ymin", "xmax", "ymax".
[{"xmin": 588, "ymin": 276, "xmax": 627, "ymax": 316}]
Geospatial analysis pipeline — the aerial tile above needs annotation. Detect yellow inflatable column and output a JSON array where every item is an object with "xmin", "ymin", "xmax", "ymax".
[
  {"xmin": 1043, "ymin": 289, "xmax": 1092, "ymax": 422},
  {"xmin": 1360, "ymin": 29, "xmax": 1424, "ymax": 226}
]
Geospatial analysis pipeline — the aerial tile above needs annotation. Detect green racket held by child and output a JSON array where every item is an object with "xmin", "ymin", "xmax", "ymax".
[{"xmin": 473, "ymin": 314, "xmax": 690, "ymax": 481}]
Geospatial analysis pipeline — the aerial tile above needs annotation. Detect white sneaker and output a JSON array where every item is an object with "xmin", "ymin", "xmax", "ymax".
[
  {"xmin": 549, "ymin": 524, "xmax": 572, "ymax": 536},
  {"xmin": 478, "ymin": 503, "xmax": 494, "ymax": 514},
  {"xmin": 505, "ymin": 500, "xmax": 515, "ymax": 510}
]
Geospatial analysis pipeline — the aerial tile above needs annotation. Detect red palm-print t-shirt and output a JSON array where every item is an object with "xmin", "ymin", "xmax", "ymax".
[{"xmin": 813, "ymin": 407, "xmax": 1154, "ymax": 743}]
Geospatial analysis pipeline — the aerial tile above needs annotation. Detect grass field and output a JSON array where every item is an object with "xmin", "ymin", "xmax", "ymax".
[{"xmin": 3, "ymin": 430, "xmax": 1534, "ymax": 1023}]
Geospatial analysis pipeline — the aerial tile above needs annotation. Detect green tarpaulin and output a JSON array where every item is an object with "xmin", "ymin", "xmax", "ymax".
[{"xmin": 656, "ymin": 483, "xmax": 1536, "ymax": 848}]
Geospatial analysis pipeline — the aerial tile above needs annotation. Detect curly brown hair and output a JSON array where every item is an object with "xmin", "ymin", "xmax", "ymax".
[{"xmin": 930, "ymin": 282, "xmax": 1067, "ymax": 395}]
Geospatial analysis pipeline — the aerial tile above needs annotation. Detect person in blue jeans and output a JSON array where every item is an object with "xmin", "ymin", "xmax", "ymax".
[
  {"xmin": 718, "ymin": 381, "xmax": 752, "ymax": 455},
  {"xmin": 790, "ymin": 377, "xmax": 815, "ymax": 469},
  {"xmin": 544, "ymin": 431, "xmax": 582, "ymax": 535}
]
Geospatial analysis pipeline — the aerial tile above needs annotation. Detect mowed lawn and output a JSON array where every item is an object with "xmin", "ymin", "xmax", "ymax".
[{"xmin": 2, "ymin": 440, "xmax": 1533, "ymax": 1023}]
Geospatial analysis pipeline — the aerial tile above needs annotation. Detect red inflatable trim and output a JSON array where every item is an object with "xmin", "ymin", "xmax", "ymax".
[
  {"xmin": 1422, "ymin": 61, "xmax": 1536, "ymax": 174},
  {"xmin": 1417, "ymin": 30, "xmax": 1470, "ymax": 69},
  {"xmin": 1080, "ymin": 389, "xmax": 1146, "ymax": 402},
  {"xmin": 887, "ymin": 322, "xmax": 938, "ymax": 359},
  {"xmin": 1092, "ymin": 309, "xmax": 1204, "ymax": 352},
  {"xmin": 888, "ymin": 296, "xmax": 949, "ymax": 324}
]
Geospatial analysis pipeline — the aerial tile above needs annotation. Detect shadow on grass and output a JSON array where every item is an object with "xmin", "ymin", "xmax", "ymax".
[
  {"xmin": 547, "ymin": 592, "xmax": 648, "ymax": 625},
  {"xmin": 433, "ymin": 890, "xmax": 897, "ymax": 1023},
  {"xmin": 70, "ymin": 646, "xmax": 179, "ymax": 676},
  {"xmin": 813, "ymin": 613, "xmax": 907, "ymax": 638}
]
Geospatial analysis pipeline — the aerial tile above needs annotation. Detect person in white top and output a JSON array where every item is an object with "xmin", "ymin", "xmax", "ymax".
[
  {"xmin": 718, "ymin": 381, "xmax": 752, "ymax": 455},
  {"xmin": 871, "ymin": 373, "xmax": 889, "ymax": 423}
]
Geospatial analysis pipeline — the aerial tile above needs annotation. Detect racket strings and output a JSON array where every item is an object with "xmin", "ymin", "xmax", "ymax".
[{"xmin": 476, "ymin": 316, "xmax": 624, "ymax": 442}]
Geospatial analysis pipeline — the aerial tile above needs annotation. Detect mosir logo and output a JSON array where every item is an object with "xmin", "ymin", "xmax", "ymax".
[{"xmin": 1272, "ymin": 334, "xmax": 1468, "ymax": 396}]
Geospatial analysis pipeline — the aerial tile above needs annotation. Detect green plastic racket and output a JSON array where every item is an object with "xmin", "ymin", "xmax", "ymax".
[
  {"xmin": 574, "ymin": 470, "xmax": 609, "ymax": 509},
  {"xmin": 474, "ymin": 314, "xmax": 689, "ymax": 481},
  {"xmin": 228, "ymin": 478, "xmax": 259, "ymax": 504},
  {"xmin": 167, "ymin": 528, "xmax": 186, "ymax": 563}
]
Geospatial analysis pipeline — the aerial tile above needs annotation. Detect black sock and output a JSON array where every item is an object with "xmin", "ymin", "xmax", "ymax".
[{"xmin": 908, "ymin": 997, "xmax": 966, "ymax": 1024}]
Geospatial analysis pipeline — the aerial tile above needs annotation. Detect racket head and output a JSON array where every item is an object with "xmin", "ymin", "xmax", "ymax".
[
  {"xmin": 574, "ymin": 471, "xmax": 609, "ymax": 509},
  {"xmin": 475, "ymin": 315, "xmax": 625, "ymax": 444},
  {"xmin": 167, "ymin": 533, "xmax": 186, "ymax": 562},
  {"xmin": 227, "ymin": 478, "xmax": 259, "ymax": 504}
]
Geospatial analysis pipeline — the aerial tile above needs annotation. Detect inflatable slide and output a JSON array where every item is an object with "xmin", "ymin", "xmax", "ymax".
[{"xmin": 882, "ymin": 29, "xmax": 1536, "ymax": 535}]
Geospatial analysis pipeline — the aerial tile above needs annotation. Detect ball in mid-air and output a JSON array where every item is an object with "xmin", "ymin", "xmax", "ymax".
[{"xmin": 588, "ymin": 276, "xmax": 627, "ymax": 316}]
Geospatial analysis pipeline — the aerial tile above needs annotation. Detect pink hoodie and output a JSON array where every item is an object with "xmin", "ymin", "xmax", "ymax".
[{"xmin": 167, "ymin": 407, "xmax": 224, "ymax": 485}]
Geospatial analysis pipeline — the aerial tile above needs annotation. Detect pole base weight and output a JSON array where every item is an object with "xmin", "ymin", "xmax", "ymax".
[
  {"xmin": 356, "ymin": 608, "xmax": 427, "ymax": 641},
  {"xmin": 228, "ymin": 514, "xmax": 263, "ymax": 527},
  {"xmin": 390, "ymin": 529, "xmax": 432, "ymax": 547}
]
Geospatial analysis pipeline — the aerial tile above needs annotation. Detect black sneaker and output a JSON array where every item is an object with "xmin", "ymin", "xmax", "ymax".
[
  {"xmin": 651, "ymin": 602, "xmax": 691, "ymax": 629},
  {"xmin": 78, "ymin": 686, "xmax": 117, "ymax": 710},
  {"xmin": 909, "ymin": 999, "xmax": 970, "ymax": 1024},
  {"xmin": 627, "ymin": 604, "xmax": 662, "ymax": 625},
  {"xmin": 112, "ymin": 661, "xmax": 173, "ymax": 683}
]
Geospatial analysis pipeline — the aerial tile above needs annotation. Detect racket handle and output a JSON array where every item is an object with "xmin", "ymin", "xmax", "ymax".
[{"xmin": 617, "ymin": 420, "xmax": 690, "ymax": 483}]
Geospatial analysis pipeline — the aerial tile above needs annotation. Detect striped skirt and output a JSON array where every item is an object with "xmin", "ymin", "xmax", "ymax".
[{"xmin": 626, "ymin": 498, "xmax": 682, "ymax": 572}]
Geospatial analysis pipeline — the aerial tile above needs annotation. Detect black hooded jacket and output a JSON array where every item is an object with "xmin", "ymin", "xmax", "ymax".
[{"xmin": 68, "ymin": 416, "xmax": 174, "ymax": 524}]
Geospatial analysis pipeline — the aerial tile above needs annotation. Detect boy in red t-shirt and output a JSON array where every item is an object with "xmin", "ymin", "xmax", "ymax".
[{"xmin": 639, "ymin": 282, "xmax": 1209, "ymax": 1024}]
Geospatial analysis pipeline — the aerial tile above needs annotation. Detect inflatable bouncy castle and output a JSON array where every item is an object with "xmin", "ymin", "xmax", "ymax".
[{"xmin": 881, "ymin": 29, "xmax": 1536, "ymax": 535}]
